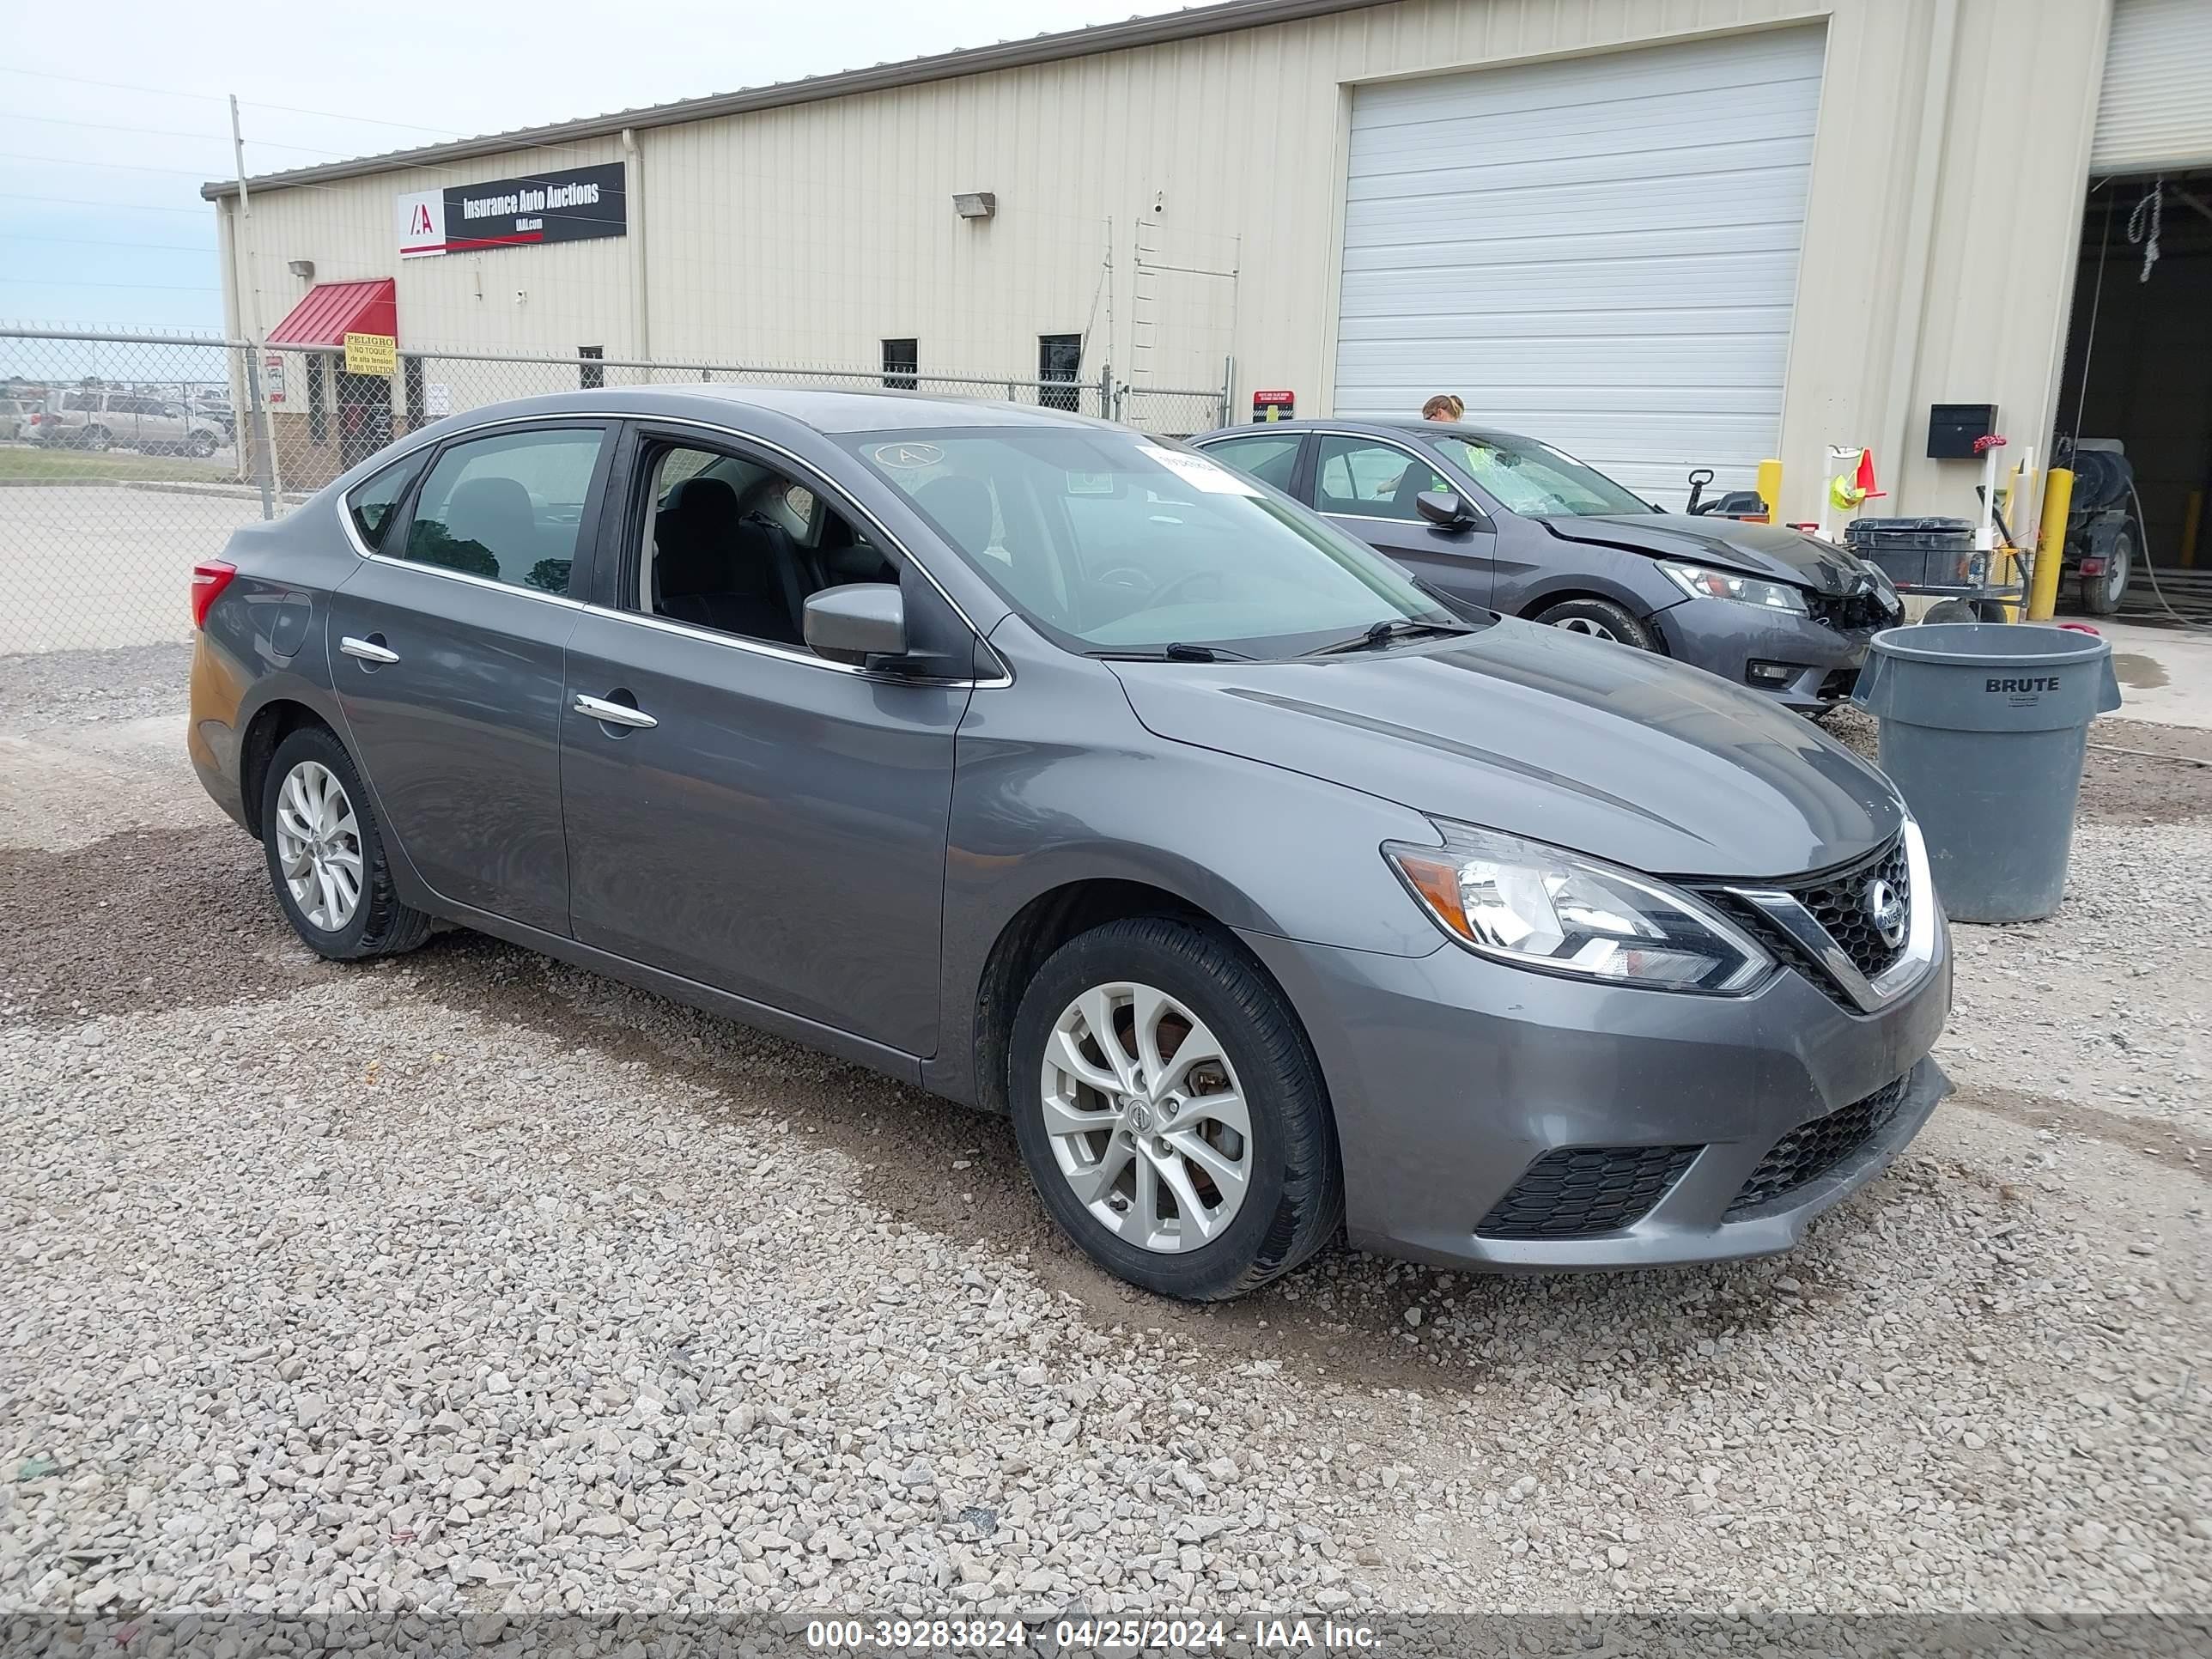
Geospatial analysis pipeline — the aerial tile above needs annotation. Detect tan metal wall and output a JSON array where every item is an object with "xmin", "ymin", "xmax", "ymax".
[{"xmin": 219, "ymin": 0, "xmax": 2115, "ymax": 524}]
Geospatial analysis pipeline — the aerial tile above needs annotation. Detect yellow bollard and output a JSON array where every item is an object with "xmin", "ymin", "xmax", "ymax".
[
  {"xmin": 1755, "ymin": 459, "xmax": 1782, "ymax": 524},
  {"xmin": 2027, "ymin": 468, "xmax": 2074, "ymax": 623}
]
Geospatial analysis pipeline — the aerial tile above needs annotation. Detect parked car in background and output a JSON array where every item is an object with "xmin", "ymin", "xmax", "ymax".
[
  {"xmin": 1192, "ymin": 418, "xmax": 1904, "ymax": 714},
  {"xmin": 191, "ymin": 393, "xmax": 238, "ymax": 441},
  {"xmin": 33, "ymin": 389, "xmax": 227, "ymax": 457},
  {"xmin": 0, "ymin": 397, "xmax": 28, "ymax": 442},
  {"xmin": 186, "ymin": 387, "xmax": 1949, "ymax": 1301}
]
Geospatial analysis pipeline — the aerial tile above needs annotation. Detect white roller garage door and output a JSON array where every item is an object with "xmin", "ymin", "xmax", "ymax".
[
  {"xmin": 2093, "ymin": 0, "xmax": 2212, "ymax": 174},
  {"xmin": 1333, "ymin": 27, "xmax": 1826, "ymax": 507}
]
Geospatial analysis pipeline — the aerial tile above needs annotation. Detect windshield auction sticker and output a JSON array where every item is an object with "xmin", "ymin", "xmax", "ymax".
[
  {"xmin": 871, "ymin": 441, "xmax": 945, "ymax": 469},
  {"xmin": 1142, "ymin": 446, "xmax": 1262, "ymax": 496}
]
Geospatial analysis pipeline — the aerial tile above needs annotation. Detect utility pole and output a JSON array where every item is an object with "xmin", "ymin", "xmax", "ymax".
[{"xmin": 229, "ymin": 94, "xmax": 280, "ymax": 514}]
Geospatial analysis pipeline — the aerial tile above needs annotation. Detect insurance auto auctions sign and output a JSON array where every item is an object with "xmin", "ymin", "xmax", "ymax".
[{"xmin": 397, "ymin": 161, "xmax": 626, "ymax": 258}]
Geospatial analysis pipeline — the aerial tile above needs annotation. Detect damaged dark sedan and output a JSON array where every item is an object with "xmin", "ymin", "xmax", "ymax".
[{"xmin": 1192, "ymin": 418, "xmax": 1904, "ymax": 714}]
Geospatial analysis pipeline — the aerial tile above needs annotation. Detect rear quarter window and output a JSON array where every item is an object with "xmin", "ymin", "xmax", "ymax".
[{"xmin": 346, "ymin": 452, "xmax": 429, "ymax": 552}]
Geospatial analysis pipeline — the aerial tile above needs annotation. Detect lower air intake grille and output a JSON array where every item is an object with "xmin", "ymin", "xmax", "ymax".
[
  {"xmin": 1476, "ymin": 1145, "xmax": 1699, "ymax": 1240},
  {"xmin": 1725, "ymin": 1075, "xmax": 1911, "ymax": 1219}
]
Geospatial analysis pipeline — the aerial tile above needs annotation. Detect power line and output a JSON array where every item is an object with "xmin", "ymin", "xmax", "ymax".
[
  {"xmin": 0, "ymin": 191, "xmax": 211, "ymax": 215},
  {"xmin": 0, "ymin": 65, "xmax": 474, "ymax": 138},
  {"xmin": 0, "ymin": 150, "xmax": 215, "ymax": 176},
  {"xmin": 0, "ymin": 111, "xmax": 358, "ymax": 155},
  {"xmin": 0, "ymin": 65, "xmax": 230, "ymax": 103},
  {"xmin": 0, "ymin": 277, "xmax": 222, "ymax": 291},
  {"xmin": 7, "ymin": 234, "xmax": 219, "ymax": 253}
]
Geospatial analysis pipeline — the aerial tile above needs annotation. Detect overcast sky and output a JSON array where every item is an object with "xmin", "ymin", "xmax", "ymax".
[{"xmin": 3, "ymin": 0, "xmax": 1192, "ymax": 333}]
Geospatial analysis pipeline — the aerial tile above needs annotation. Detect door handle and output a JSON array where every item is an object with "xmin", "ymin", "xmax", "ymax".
[
  {"xmin": 340, "ymin": 635, "xmax": 399, "ymax": 665},
  {"xmin": 574, "ymin": 691, "xmax": 657, "ymax": 730}
]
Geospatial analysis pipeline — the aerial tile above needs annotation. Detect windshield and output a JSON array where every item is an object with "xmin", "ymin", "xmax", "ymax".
[
  {"xmin": 840, "ymin": 428, "xmax": 1461, "ymax": 657},
  {"xmin": 1427, "ymin": 433, "xmax": 1653, "ymax": 518}
]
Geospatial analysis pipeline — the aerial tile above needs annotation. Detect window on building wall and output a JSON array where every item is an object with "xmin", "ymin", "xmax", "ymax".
[
  {"xmin": 579, "ymin": 345, "xmax": 605, "ymax": 391},
  {"xmin": 403, "ymin": 356, "xmax": 427, "ymax": 428},
  {"xmin": 1038, "ymin": 334, "xmax": 1082, "ymax": 412},
  {"xmin": 306, "ymin": 355, "xmax": 328, "ymax": 444},
  {"xmin": 882, "ymin": 338, "xmax": 918, "ymax": 392}
]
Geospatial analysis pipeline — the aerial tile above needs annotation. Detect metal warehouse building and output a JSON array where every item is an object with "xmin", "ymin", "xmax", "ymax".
[{"xmin": 206, "ymin": 0, "xmax": 2212, "ymax": 553}]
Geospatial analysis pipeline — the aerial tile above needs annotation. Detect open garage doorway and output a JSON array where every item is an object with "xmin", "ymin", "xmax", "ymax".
[{"xmin": 2054, "ymin": 170, "xmax": 2212, "ymax": 621}]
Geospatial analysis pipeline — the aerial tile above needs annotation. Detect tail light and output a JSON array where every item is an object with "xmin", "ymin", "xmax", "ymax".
[{"xmin": 191, "ymin": 560, "xmax": 236, "ymax": 629}]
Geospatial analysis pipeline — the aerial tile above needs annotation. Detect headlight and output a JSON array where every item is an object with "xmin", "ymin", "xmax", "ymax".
[
  {"xmin": 1658, "ymin": 562, "xmax": 1808, "ymax": 614},
  {"xmin": 1383, "ymin": 822, "xmax": 1772, "ymax": 994}
]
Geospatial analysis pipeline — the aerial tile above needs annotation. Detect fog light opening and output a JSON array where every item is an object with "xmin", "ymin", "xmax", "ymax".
[{"xmin": 1746, "ymin": 660, "xmax": 1796, "ymax": 687}]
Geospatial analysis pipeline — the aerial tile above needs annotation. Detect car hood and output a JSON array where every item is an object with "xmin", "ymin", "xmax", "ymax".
[
  {"xmin": 1545, "ymin": 514, "xmax": 1867, "ymax": 594},
  {"xmin": 1109, "ymin": 621, "xmax": 1900, "ymax": 879}
]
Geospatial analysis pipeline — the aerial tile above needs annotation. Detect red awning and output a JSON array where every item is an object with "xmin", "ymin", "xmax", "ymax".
[{"xmin": 266, "ymin": 278, "xmax": 397, "ymax": 348}]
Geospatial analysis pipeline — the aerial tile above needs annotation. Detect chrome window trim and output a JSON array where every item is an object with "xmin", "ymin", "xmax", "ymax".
[
  {"xmin": 334, "ymin": 409, "xmax": 1012, "ymax": 690},
  {"xmin": 1723, "ymin": 817, "xmax": 1942, "ymax": 1015}
]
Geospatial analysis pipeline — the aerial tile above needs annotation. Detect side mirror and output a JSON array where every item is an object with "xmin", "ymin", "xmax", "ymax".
[
  {"xmin": 1415, "ymin": 489, "xmax": 1478, "ymax": 532},
  {"xmin": 804, "ymin": 583, "xmax": 906, "ymax": 666}
]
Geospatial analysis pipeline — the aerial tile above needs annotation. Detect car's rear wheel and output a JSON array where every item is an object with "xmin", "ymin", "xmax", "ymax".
[
  {"xmin": 260, "ymin": 726, "xmax": 432, "ymax": 961},
  {"xmin": 1533, "ymin": 596, "xmax": 1656, "ymax": 649},
  {"xmin": 82, "ymin": 426, "xmax": 111, "ymax": 453},
  {"xmin": 1009, "ymin": 917, "xmax": 1341, "ymax": 1301},
  {"xmin": 186, "ymin": 430, "xmax": 217, "ymax": 459}
]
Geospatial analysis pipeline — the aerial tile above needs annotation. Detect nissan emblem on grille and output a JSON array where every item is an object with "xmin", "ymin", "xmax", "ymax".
[{"xmin": 1864, "ymin": 877, "xmax": 1907, "ymax": 950}]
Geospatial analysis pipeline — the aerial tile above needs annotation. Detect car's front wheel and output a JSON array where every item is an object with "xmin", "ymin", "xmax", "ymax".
[
  {"xmin": 260, "ymin": 726, "xmax": 432, "ymax": 961},
  {"xmin": 186, "ymin": 430, "xmax": 217, "ymax": 459},
  {"xmin": 1009, "ymin": 917, "xmax": 1341, "ymax": 1301},
  {"xmin": 1533, "ymin": 595, "xmax": 1656, "ymax": 648}
]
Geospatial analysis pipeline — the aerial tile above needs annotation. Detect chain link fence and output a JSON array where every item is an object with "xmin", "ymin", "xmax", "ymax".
[{"xmin": 0, "ymin": 326, "xmax": 1228, "ymax": 656}]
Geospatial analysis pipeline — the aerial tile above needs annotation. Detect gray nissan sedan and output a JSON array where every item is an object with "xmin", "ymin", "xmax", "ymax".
[{"xmin": 188, "ymin": 387, "xmax": 1949, "ymax": 1302}]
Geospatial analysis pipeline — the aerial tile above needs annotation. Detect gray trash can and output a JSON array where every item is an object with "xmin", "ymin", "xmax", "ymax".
[{"xmin": 1851, "ymin": 623, "xmax": 2121, "ymax": 923}]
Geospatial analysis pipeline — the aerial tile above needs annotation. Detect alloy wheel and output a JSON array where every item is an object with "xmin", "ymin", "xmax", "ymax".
[
  {"xmin": 1553, "ymin": 616, "xmax": 1619, "ymax": 641},
  {"xmin": 274, "ymin": 759, "xmax": 363, "ymax": 931},
  {"xmin": 1038, "ymin": 980, "xmax": 1251, "ymax": 1253}
]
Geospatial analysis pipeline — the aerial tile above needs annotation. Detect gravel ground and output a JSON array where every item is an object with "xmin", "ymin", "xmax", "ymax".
[{"xmin": 2, "ymin": 647, "xmax": 2208, "ymax": 1624}]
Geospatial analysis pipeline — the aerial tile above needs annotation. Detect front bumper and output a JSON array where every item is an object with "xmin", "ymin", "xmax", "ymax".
[
  {"xmin": 1653, "ymin": 596, "xmax": 1879, "ymax": 712},
  {"xmin": 1238, "ymin": 918, "xmax": 1951, "ymax": 1273}
]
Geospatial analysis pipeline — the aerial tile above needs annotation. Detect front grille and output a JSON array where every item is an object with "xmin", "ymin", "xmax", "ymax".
[
  {"xmin": 1793, "ymin": 836, "xmax": 1911, "ymax": 981},
  {"xmin": 1806, "ymin": 586, "xmax": 1892, "ymax": 632},
  {"xmin": 1703, "ymin": 835, "xmax": 1912, "ymax": 1006},
  {"xmin": 1726, "ymin": 1074, "xmax": 1911, "ymax": 1218},
  {"xmin": 1476, "ymin": 1145, "xmax": 1699, "ymax": 1240}
]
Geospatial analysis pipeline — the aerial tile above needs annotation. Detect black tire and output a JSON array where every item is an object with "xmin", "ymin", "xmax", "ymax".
[
  {"xmin": 1532, "ymin": 596, "xmax": 1657, "ymax": 649},
  {"xmin": 2081, "ymin": 526, "xmax": 2133, "ymax": 616},
  {"xmin": 1009, "ymin": 916, "xmax": 1342, "ymax": 1301},
  {"xmin": 259, "ymin": 725, "xmax": 433, "ymax": 962},
  {"xmin": 82, "ymin": 426, "xmax": 111, "ymax": 453},
  {"xmin": 186, "ymin": 430, "xmax": 217, "ymax": 459}
]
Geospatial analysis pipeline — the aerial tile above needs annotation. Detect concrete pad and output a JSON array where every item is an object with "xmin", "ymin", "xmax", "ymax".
[{"xmin": 2093, "ymin": 618, "xmax": 2212, "ymax": 732}]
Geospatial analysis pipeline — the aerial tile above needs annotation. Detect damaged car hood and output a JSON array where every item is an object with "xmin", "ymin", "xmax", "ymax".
[{"xmin": 1545, "ymin": 514, "xmax": 1869, "ymax": 595}]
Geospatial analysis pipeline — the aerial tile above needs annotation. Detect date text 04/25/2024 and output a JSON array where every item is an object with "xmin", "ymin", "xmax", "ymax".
[{"xmin": 805, "ymin": 1618, "xmax": 1382, "ymax": 1650}]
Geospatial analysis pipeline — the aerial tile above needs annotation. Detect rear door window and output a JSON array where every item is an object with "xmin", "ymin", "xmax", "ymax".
[{"xmin": 402, "ymin": 427, "xmax": 606, "ymax": 594}]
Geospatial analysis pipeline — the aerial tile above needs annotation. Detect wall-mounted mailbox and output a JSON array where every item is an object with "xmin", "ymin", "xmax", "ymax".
[{"xmin": 1928, "ymin": 403, "xmax": 1998, "ymax": 459}]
